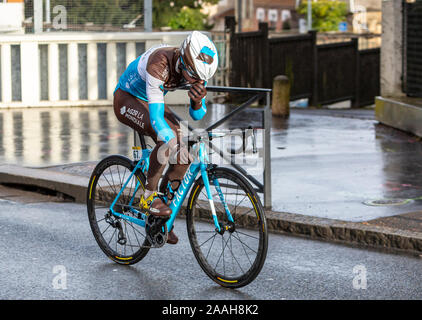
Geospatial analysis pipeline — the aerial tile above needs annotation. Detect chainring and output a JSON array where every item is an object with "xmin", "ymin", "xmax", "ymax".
[{"xmin": 145, "ymin": 215, "xmax": 168, "ymax": 248}]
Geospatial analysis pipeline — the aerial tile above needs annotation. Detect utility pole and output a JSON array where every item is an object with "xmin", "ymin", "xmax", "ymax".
[
  {"xmin": 144, "ymin": 0, "xmax": 152, "ymax": 32},
  {"xmin": 307, "ymin": 0, "xmax": 312, "ymax": 31},
  {"xmin": 45, "ymin": 0, "xmax": 51, "ymax": 31},
  {"xmin": 237, "ymin": 0, "xmax": 242, "ymax": 32}
]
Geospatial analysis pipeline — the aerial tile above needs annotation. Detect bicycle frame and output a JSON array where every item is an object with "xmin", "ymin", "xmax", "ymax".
[{"xmin": 109, "ymin": 140, "xmax": 234, "ymax": 235}]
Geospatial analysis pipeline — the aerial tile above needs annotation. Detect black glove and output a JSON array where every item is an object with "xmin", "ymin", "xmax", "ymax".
[{"xmin": 188, "ymin": 82, "xmax": 207, "ymax": 108}]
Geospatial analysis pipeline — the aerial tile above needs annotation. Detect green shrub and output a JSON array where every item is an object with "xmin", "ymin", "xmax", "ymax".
[
  {"xmin": 168, "ymin": 7, "xmax": 213, "ymax": 30},
  {"xmin": 298, "ymin": 0, "xmax": 348, "ymax": 32}
]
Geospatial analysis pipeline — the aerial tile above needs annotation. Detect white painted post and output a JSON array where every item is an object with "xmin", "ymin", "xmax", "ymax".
[
  {"xmin": 87, "ymin": 42, "xmax": 98, "ymax": 101},
  {"xmin": 126, "ymin": 42, "xmax": 136, "ymax": 67},
  {"xmin": 106, "ymin": 42, "xmax": 117, "ymax": 100},
  {"xmin": 1, "ymin": 44, "xmax": 12, "ymax": 104},
  {"xmin": 48, "ymin": 43, "xmax": 60, "ymax": 101},
  {"xmin": 34, "ymin": 0, "xmax": 43, "ymax": 33},
  {"xmin": 20, "ymin": 42, "xmax": 40, "ymax": 106},
  {"xmin": 67, "ymin": 42, "xmax": 79, "ymax": 101}
]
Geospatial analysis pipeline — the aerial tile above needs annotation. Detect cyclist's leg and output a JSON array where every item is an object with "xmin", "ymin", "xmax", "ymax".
[
  {"xmin": 148, "ymin": 108, "xmax": 191, "ymax": 244},
  {"xmin": 113, "ymin": 89, "xmax": 170, "ymax": 217},
  {"xmin": 113, "ymin": 88, "xmax": 156, "ymax": 140},
  {"xmin": 113, "ymin": 89, "xmax": 189, "ymax": 235},
  {"xmin": 157, "ymin": 106, "xmax": 190, "ymax": 196}
]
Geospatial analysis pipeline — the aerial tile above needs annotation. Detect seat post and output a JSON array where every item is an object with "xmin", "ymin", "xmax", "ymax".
[{"xmin": 137, "ymin": 131, "xmax": 147, "ymax": 150}]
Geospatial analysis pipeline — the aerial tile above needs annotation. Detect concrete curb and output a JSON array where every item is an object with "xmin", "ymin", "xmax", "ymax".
[
  {"xmin": 0, "ymin": 164, "xmax": 421, "ymax": 255},
  {"xmin": 264, "ymin": 210, "xmax": 422, "ymax": 255},
  {"xmin": 0, "ymin": 164, "xmax": 88, "ymax": 203}
]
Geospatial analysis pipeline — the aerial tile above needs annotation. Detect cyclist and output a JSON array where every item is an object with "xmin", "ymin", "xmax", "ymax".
[{"xmin": 113, "ymin": 31, "xmax": 218, "ymax": 244}]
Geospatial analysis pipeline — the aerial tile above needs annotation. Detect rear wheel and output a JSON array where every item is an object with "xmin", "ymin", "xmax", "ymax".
[
  {"xmin": 186, "ymin": 167, "xmax": 268, "ymax": 288},
  {"xmin": 87, "ymin": 155, "xmax": 150, "ymax": 265}
]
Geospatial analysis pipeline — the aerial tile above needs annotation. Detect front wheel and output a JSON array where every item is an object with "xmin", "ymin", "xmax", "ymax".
[{"xmin": 186, "ymin": 167, "xmax": 268, "ymax": 288}]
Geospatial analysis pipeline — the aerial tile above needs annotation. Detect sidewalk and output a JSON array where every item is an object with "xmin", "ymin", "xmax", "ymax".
[{"xmin": 0, "ymin": 107, "xmax": 421, "ymax": 255}]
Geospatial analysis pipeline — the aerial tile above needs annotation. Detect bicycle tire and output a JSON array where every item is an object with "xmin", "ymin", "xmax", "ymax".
[
  {"xmin": 186, "ymin": 166, "xmax": 268, "ymax": 288},
  {"xmin": 87, "ymin": 155, "xmax": 151, "ymax": 265}
]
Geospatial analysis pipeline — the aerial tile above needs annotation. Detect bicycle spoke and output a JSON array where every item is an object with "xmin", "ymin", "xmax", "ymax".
[
  {"xmin": 226, "ymin": 234, "xmax": 246, "ymax": 274},
  {"xmin": 235, "ymin": 229, "xmax": 260, "ymax": 241},
  {"xmin": 204, "ymin": 233, "xmax": 217, "ymax": 260},
  {"xmin": 232, "ymin": 232, "xmax": 255, "ymax": 266}
]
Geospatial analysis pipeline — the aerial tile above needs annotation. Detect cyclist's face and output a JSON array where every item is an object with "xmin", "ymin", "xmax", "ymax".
[
  {"xmin": 179, "ymin": 56, "xmax": 204, "ymax": 84},
  {"xmin": 181, "ymin": 68, "xmax": 204, "ymax": 85}
]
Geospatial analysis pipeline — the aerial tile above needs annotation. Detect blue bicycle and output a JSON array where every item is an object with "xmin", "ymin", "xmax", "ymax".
[{"xmin": 87, "ymin": 131, "xmax": 268, "ymax": 288}]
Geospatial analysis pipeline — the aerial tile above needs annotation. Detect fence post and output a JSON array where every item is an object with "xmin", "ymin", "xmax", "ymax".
[
  {"xmin": 309, "ymin": 30, "xmax": 318, "ymax": 106},
  {"xmin": 272, "ymin": 75, "xmax": 290, "ymax": 117},
  {"xmin": 225, "ymin": 16, "xmax": 236, "ymax": 88},
  {"xmin": 352, "ymin": 37, "xmax": 360, "ymax": 107},
  {"xmin": 258, "ymin": 22, "xmax": 270, "ymax": 88},
  {"xmin": 263, "ymin": 91, "xmax": 272, "ymax": 209},
  {"xmin": 225, "ymin": 16, "xmax": 236, "ymax": 35}
]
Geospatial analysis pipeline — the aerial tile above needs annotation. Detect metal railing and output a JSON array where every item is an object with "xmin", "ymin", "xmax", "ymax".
[{"xmin": 172, "ymin": 85, "xmax": 272, "ymax": 209}]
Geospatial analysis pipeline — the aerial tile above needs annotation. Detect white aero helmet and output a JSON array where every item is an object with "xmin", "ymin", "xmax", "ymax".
[{"xmin": 179, "ymin": 31, "xmax": 218, "ymax": 81}]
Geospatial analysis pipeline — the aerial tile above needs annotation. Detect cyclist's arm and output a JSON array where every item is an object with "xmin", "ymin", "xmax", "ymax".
[
  {"xmin": 146, "ymin": 71, "xmax": 175, "ymax": 144},
  {"xmin": 189, "ymin": 81, "xmax": 207, "ymax": 121}
]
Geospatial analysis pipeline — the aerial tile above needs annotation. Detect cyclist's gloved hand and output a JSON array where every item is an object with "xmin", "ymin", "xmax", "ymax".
[
  {"xmin": 168, "ymin": 138, "xmax": 192, "ymax": 165},
  {"xmin": 188, "ymin": 82, "xmax": 206, "ymax": 107}
]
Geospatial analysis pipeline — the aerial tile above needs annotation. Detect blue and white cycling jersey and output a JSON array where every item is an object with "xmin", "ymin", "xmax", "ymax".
[
  {"xmin": 114, "ymin": 44, "xmax": 169, "ymax": 102},
  {"xmin": 114, "ymin": 44, "xmax": 207, "ymax": 144}
]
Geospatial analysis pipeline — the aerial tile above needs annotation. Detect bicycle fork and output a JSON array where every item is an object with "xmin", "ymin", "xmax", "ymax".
[{"xmin": 198, "ymin": 143, "xmax": 234, "ymax": 234}]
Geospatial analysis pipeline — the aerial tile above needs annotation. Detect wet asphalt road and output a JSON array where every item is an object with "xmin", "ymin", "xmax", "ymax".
[
  {"xmin": 0, "ymin": 186, "xmax": 421, "ymax": 300},
  {"xmin": 2, "ymin": 106, "xmax": 422, "ymax": 223}
]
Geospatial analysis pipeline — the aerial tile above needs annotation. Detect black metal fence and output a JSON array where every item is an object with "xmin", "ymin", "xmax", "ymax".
[
  {"xmin": 226, "ymin": 16, "xmax": 380, "ymax": 107},
  {"xmin": 403, "ymin": 0, "xmax": 422, "ymax": 97}
]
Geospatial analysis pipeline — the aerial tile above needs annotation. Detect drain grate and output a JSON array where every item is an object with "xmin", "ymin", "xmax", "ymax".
[{"xmin": 363, "ymin": 198, "xmax": 412, "ymax": 206}]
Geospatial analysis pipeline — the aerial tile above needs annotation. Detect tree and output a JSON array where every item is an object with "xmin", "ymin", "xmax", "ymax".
[
  {"xmin": 153, "ymin": 0, "xmax": 218, "ymax": 30},
  {"xmin": 297, "ymin": 0, "xmax": 348, "ymax": 32},
  {"xmin": 168, "ymin": 6, "xmax": 213, "ymax": 30}
]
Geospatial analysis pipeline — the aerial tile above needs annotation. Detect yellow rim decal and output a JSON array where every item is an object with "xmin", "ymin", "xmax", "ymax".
[
  {"xmin": 190, "ymin": 185, "xmax": 201, "ymax": 209},
  {"xmin": 248, "ymin": 193, "xmax": 265, "ymax": 233},
  {"xmin": 115, "ymin": 256, "xmax": 132, "ymax": 260},
  {"xmin": 89, "ymin": 176, "xmax": 96, "ymax": 199},
  {"xmin": 247, "ymin": 194, "xmax": 259, "ymax": 220},
  {"xmin": 217, "ymin": 277, "xmax": 238, "ymax": 283}
]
